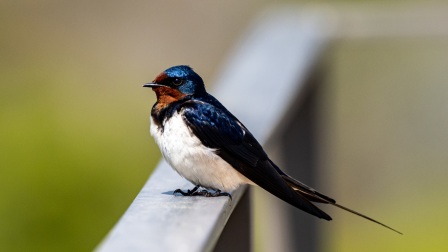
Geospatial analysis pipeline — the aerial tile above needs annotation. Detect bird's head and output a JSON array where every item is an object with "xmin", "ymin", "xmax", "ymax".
[{"xmin": 143, "ymin": 65, "xmax": 206, "ymax": 106}]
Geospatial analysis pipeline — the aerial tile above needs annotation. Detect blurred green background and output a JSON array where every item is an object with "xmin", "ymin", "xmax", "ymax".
[{"xmin": 1, "ymin": 0, "xmax": 447, "ymax": 252}]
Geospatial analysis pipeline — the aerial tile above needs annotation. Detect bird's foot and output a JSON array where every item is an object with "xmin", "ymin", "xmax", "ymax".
[
  {"xmin": 212, "ymin": 190, "xmax": 232, "ymax": 200},
  {"xmin": 192, "ymin": 189, "xmax": 232, "ymax": 200},
  {"xmin": 173, "ymin": 185, "xmax": 200, "ymax": 196}
]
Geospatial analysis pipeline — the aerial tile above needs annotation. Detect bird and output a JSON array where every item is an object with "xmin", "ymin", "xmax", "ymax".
[{"xmin": 143, "ymin": 65, "xmax": 401, "ymax": 234}]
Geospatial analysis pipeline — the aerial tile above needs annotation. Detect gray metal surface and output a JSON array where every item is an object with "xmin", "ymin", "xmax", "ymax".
[{"xmin": 96, "ymin": 9, "xmax": 333, "ymax": 252}]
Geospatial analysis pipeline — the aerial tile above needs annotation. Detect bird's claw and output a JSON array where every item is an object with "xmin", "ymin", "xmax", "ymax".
[
  {"xmin": 214, "ymin": 191, "xmax": 232, "ymax": 200},
  {"xmin": 173, "ymin": 187, "xmax": 231, "ymax": 200},
  {"xmin": 173, "ymin": 189, "xmax": 189, "ymax": 196},
  {"xmin": 173, "ymin": 185, "xmax": 200, "ymax": 196}
]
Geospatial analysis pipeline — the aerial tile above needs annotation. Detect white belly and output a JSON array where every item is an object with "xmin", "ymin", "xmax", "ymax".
[{"xmin": 150, "ymin": 111, "xmax": 253, "ymax": 192}]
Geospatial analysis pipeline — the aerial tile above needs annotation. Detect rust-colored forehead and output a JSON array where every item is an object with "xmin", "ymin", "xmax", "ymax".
[{"xmin": 153, "ymin": 72, "xmax": 168, "ymax": 83}]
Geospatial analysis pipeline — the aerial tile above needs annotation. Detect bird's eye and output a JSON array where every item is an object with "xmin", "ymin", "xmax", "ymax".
[{"xmin": 172, "ymin": 78, "xmax": 183, "ymax": 86}]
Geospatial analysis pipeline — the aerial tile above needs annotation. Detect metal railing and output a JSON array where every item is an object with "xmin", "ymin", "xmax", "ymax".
[{"xmin": 96, "ymin": 5, "xmax": 448, "ymax": 252}]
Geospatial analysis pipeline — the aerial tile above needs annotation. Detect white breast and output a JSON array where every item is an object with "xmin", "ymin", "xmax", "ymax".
[{"xmin": 150, "ymin": 111, "xmax": 253, "ymax": 192}]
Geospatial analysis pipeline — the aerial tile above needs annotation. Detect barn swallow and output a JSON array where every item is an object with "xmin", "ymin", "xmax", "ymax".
[{"xmin": 143, "ymin": 65, "xmax": 401, "ymax": 234}]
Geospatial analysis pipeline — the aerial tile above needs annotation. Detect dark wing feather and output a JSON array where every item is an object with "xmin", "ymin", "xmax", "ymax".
[{"xmin": 181, "ymin": 100, "xmax": 332, "ymax": 220}]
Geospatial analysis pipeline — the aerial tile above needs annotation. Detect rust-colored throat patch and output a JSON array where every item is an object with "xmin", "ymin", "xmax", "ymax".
[{"xmin": 153, "ymin": 86, "xmax": 187, "ymax": 109}]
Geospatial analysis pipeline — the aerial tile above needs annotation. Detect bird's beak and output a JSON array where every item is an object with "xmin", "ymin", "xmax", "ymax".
[{"xmin": 143, "ymin": 82, "xmax": 164, "ymax": 88}]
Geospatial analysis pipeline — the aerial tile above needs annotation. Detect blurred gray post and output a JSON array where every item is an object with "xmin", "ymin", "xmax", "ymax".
[
  {"xmin": 284, "ymin": 73, "xmax": 323, "ymax": 252},
  {"xmin": 270, "ymin": 66, "xmax": 327, "ymax": 252},
  {"xmin": 213, "ymin": 188, "xmax": 252, "ymax": 252}
]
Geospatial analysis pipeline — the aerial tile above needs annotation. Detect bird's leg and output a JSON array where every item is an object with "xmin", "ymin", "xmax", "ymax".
[{"xmin": 173, "ymin": 185, "xmax": 200, "ymax": 196}]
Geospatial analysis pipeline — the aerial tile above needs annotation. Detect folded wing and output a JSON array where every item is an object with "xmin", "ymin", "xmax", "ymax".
[{"xmin": 180, "ymin": 100, "xmax": 332, "ymax": 220}]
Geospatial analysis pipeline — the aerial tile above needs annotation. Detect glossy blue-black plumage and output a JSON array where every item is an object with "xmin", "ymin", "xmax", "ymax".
[
  {"xmin": 184, "ymin": 102, "xmax": 242, "ymax": 143},
  {"xmin": 164, "ymin": 65, "xmax": 206, "ymax": 95},
  {"xmin": 183, "ymin": 99, "xmax": 265, "ymax": 167}
]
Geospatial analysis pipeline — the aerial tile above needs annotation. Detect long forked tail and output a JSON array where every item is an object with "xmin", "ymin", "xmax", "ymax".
[
  {"xmin": 331, "ymin": 202, "xmax": 402, "ymax": 235},
  {"xmin": 280, "ymin": 173, "xmax": 402, "ymax": 234},
  {"xmin": 268, "ymin": 160, "xmax": 402, "ymax": 234}
]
